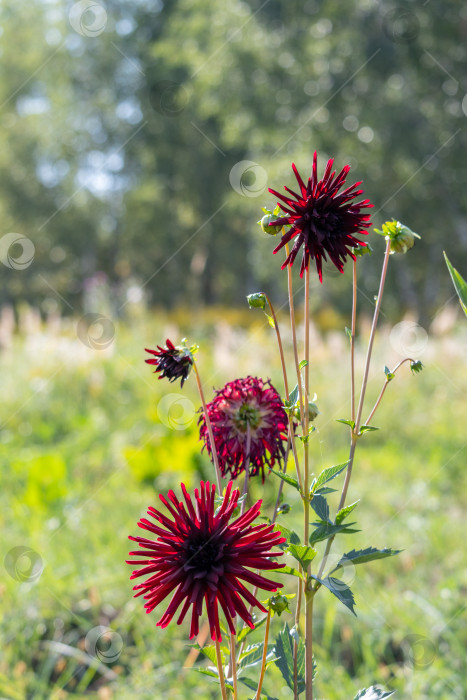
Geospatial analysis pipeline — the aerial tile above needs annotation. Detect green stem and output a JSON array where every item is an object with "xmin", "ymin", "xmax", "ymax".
[
  {"xmin": 303, "ymin": 266, "xmax": 313, "ymax": 700},
  {"xmin": 364, "ymin": 357, "xmax": 415, "ymax": 426},
  {"xmin": 350, "ymin": 258, "xmax": 357, "ymax": 425},
  {"xmin": 314, "ymin": 239, "xmax": 392, "ymax": 587},
  {"xmin": 255, "ymin": 608, "xmax": 271, "ymax": 700},
  {"xmin": 193, "ymin": 360, "xmax": 222, "ymax": 492},
  {"xmin": 215, "ymin": 640, "xmax": 228, "ymax": 700},
  {"xmin": 229, "ymin": 634, "xmax": 238, "ymax": 700}
]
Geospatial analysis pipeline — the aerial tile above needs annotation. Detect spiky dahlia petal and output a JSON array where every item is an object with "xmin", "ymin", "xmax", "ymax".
[
  {"xmin": 198, "ymin": 376, "xmax": 289, "ymax": 481},
  {"xmin": 145, "ymin": 338, "xmax": 193, "ymax": 387},
  {"xmin": 127, "ymin": 481, "xmax": 285, "ymax": 641},
  {"xmin": 269, "ymin": 152, "xmax": 372, "ymax": 282}
]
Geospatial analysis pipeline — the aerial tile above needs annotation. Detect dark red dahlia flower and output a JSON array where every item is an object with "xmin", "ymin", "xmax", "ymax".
[
  {"xmin": 145, "ymin": 338, "xmax": 193, "ymax": 387},
  {"xmin": 269, "ymin": 152, "xmax": 372, "ymax": 281},
  {"xmin": 127, "ymin": 481, "xmax": 285, "ymax": 641},
  {"xmin": 199, "ymin": 376, "xmax": 288, "ymax": 480}
]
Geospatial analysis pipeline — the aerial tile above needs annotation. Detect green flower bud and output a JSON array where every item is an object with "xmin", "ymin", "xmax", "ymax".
[
  {"xmin": 259, "ymin": 213, "xmax": 282, "ymax": 236},
  {"xmin": 294, "ymin": 401, "xmax": 319, "ymax": 422},
  {"xmin": 277, "ymin": 503, "xmax": 291, "ymax": 515},
  {"xmin": 247, "ymin": 292, "xmax": 266, "ymax": 309},
  {"xmin": 374, "ymin": 220, "xmax": 420, "ymax": 255},
  {"xmin": 410, "ymin": 360, "xmax": 423, "ymax": 374},
  {"xmin": 267, "ymin": 593, "xmax": 291, "ymax": 616}
]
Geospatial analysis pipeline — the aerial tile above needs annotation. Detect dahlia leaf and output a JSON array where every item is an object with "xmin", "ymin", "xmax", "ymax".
[
  {"xmin": 274, "ymin": 523, "xmax": 301, "ymax": 547},
  {"xmin": 239, "ymin": 676, "xmax": 279, "ymax": 700},
  {"xmin": 336, "ymin": 418, "xmax": 356, "ymax": 430},
  {"xmin": 191, "ymin": 667, "xmax": 219, "ymax": 679},
  {"xmin": 330, "ymin": 547, "xmax": 402, "ymax": 575},
  {"xmin": 312, "ymin": 461, "xmax": 349, "ymax": 492},
  {"xmin": 384, "ymin": 365, "xmax": 395, "ymax": 381},
  {"xmin": 189, "ymin": 643, "xmax": 218, "ymax": 665},
  {"xmin": 336, "ymin": 500, "xmax": 359, "ymax": 525},
  {"xmin": 271, "ymin": 470, "xmax": 302, "ymax": 494},
  {"xmin": 310, "ymin": 575, "xmax": 356, "ymax": 615},
  {"xmin": 287, "ymin": 544, "xmax": 317, "ymax": 570},
  {"xmin": 310, "ymin": 494, "xmax": 331, "ymax": 523},
  {"xmin": 288, "ymin": 384, "xmax": 300, "ymax": 407},
  {"xmin": 279, "ymin": 565, "xmax": 303, "ymax": 580},
  {"xmin": 359, "ymin": 425, "xmax": 380, "ymax": 435},
  {"xmin": 444, "ymin": 252, "xmax": 467, "ymax": 316},
  {"xmin": 266, "ymin": 312, "xmax": 276, "ymax": 328},
  {"xmin": 309, "ymin": 521, "xmax": 360, "ymax": 545},
  {"xmin": 237, "ymin": 615, "xmax": 267, "ymax": 643},
  {"xmin": 273, "ymin": 622, "xmax": 306, "ymax": 695},
  {"xmin": 299, "ymin": 359, "xmax": 308, "ymax": 370},
  {"xmin": 239, "ymin": 643, "xmax": 277, "ymax": 671},
  {"xmin": 353, "ymin": 687, "xmax": 396, "ymax": 699},
  {"xmin": 345, "ymin": 326, "xmax": 352, "ymax": 340}
]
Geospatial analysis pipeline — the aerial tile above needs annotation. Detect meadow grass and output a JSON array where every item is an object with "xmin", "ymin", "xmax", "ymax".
[{"xmin": 1, "ymin": 309, "xmax": 466, "ymax": 699}]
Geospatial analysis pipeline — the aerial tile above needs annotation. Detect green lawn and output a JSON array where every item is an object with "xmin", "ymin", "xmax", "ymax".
[{"xmin": 1, "ymin": 310, "xmax": 466, "ymax": 699}]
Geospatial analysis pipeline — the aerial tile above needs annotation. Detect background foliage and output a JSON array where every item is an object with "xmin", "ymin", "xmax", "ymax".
[{"xmin": 1, "ymin": 0, "xmax": 466, "ymax": 318}]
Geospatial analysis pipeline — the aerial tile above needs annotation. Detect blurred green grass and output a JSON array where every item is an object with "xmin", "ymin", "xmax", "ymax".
[{"xmin": 1, "ymin": 309, "xmax": 466, "ymax": 699}]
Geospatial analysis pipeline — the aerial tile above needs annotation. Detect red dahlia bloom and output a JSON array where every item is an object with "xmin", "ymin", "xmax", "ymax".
[
  {"xmin": 199, "ymin": 376, "xmax": 288, "ymax": 481},
  {"xmin": 127, "ymin": 481, "xmax": 285, "ymax": 641},
  {"xmin": 269, "ymin": 152, "xmax": 372, "ymax": 281},
  {"xmin": 145, "ymin": 338, "xmax": 193, "ymax": 387}
]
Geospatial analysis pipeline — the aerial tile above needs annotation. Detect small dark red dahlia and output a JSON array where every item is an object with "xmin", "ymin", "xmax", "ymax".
[
  {"xmin": 127, "ymin": 481, "xmax": 285, "ymax": 641},
  {"xmin": 145, "ymin": 339, "xmax": 193, "ymax": 387},
  {"xmin": 199, "ymin": 376, "xmax": 288, "ymax": 480},
  {"xmin": 269, "ymin": 152, "xmax": 373, "ymax": 281}
]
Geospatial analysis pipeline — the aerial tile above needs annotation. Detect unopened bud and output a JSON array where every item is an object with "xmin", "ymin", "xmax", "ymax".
[
  {"xmin": 294, "ymin": 401, "xmax": 319, "ymax": 422},
  {"xmin": 259, "ymin": 213, "xmax": 282, "ymax": 236},
  {"xmin": 374, "ymin": 219, "xmax": 420, "ymax": 254}
]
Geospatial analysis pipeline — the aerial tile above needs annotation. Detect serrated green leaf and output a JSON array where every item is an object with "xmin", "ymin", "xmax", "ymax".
[
  {"xmin": 330, "ymin": 547, "xmax": 402, "ymax": 574},
  {"xmin": 310, "ymin": 575, "xmax": 356, "ymax": 615},
  {"xmin": 278, "ymin": 565, "xmax": 303, "ymax": 579},
  {"xmin": 271, "ymin": 470, "xmax": 301, "ymax": 494},
  {"xmin": 336, "ymin": 418, "xmax": 356, "ymax": 429},
  {"xmin": 239, "ymin": 643, "xmax": 277, "ymax": 671},
  {"xmin": 299, "ymin": 359, "xmax": 308, "ymax": 370},
  {"xmin": 353, "ymin": 687, "xmax": 396, "ymax": 699},
  {"xmin": 194, "ymin": 644, "xmax": 217, "ymax": 665},
  {"xmin": 359, "ymin": 425, "xmax": 380, "ymax": 435},
  {"xmin": 288, "ymin": 384, "xmax": 299, "ymax": 407},
  {"xmin": 237, "ymin": 615, "xmax": 267, "ymax": 643},
  {"xmin": 313, "ymin": 462, "xmax": 349, "ymax": 491},
  {"xmin": 310, "ymin": 494, "xmax": 331, "ymax": 523},
  {"xmin": 191, "ymin": 667, "xmax": 219, "ymax": 679},
  {"xmin": 336, "ymin": 500, "xmax": 359, "ymax": 525},
  {"xmin": 239, "ymin": 677, "xmax": 280, "ymax": 700},
  {"xmin": 273, "ymin": 623, "xmax": 305, "ymax": 695},
  {"xmin": 274, "ymin": 523, "xmax": 301, "ymax": 549},
  {"xmin": 444, "ymin": 251, "xmax": 467, "ymax": 316},
  {"xmin": 313, "ymin": 486, "xmax": 338, "ymax": 496},
  {"xmin": 309, "ymin": 522, "xmax": 360, "ymax": 545},
  {"xmin": 287, "ymin": 544, "xmax": 317, "ymax": 570}
]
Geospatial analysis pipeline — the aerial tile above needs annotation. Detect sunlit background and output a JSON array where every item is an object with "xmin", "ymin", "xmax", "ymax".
[{"xmin": 1, "ymin": 1, "xmax": 467, "ymax": 698}]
